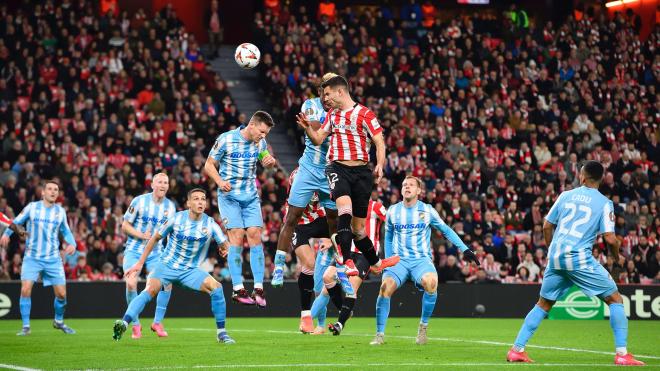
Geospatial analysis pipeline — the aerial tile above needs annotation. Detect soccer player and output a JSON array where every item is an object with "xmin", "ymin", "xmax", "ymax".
[
  {"xmin": 0, "ymin": 180, "xmax": 77, "ymax": 336},
  {"xmin": 0, "ymin": 211, "xmax": 28, "ymax": 238},
  {"xmin": 283, "ymin": 168, "xmax": 334, "ymax": 333},
  {"xmin": 113, "ymin": 188, "xmax": 235, "ymax": 344},
  {"xmin": 319, "ymin": 199, "xmax": 388, "ymax": 336},
  {"xmin": 296, "ymin": 75, "xmax": 399, "ymax": 297},
  {"xmin": 272, "ymin": 73, "xmax": 339, "ymax": 289},
  {"xmin": 121, "ymin": 172, "xmax": 176, "ymax": 339},
  {"xmin": 507, "ymin": 161, "xmax": 644, "ymax": 366},
  {"xmin": 204, "ymin": 111, "xmax": 277, "ymax": 306},
  {"xmin": 370, "ymin": 176, "xmax": 479, "ymax": 345}
]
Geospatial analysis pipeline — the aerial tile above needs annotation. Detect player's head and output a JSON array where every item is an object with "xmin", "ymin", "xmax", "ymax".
[
  {"xmin": 321, "ymin": 75, "xmax": 350, "ymax": 109},
  {"xmin": 402, "ymin": 176, "xmax": 422, "ymax": 202},
  {"xmin": 42, "ymin": 180, "xmax": 60, "ymax": 203},
  {"xmin": 187, "ymin": 188, "xmax": 207, "ymax": 214},
  {"xmin": 151, "ymin": 172, "xmax": 169, "ymax": 198},
  {"xmin": 318, "ymin": 73, "xmax": 338, "ymax": 110},
  {"xmin": 579, "ymin": 160, "xmax": 604, "ymax": 186},
  {"xmin": 247, "ymin": 111, "xmax": 274, "ymax": 142}
]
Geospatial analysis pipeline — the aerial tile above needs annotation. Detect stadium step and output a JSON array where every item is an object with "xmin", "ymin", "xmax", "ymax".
[{"xmin": 208, "ymin": 45, "xmax": 300, "ymax": 172}]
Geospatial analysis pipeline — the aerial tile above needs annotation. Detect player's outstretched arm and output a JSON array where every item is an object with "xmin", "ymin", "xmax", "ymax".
[
  {"xmin": 126, "ymin": 232, "xmax": 163, "ymax": 277},
  {"xmin": 9, "ymin": 224, "xmax": 27, "ymax": 240},
  {"xmin": 297, "ymin": 112, "xmax": 330, "ymax": 145},
  {"xmin": 430, "ymin": 207, "xmax": 480, "ymax": 265},
  {"xmin": 542, "ymin": 220, "xmax": 555, "ymax": 248}
]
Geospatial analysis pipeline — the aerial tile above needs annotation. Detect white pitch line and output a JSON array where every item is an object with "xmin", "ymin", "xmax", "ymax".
[
  {"xmin": 180, "ymin": 328, "xmax": 660, "ymax": 360},
  {"xmin": 0, "ymin": 364, "xmax": 41, "ymax": 371}
]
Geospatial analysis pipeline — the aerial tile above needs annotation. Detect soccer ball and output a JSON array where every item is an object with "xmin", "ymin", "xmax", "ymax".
[{"xmin": 234, "ymin": 43, "xmax": 260, "ymax": 69}]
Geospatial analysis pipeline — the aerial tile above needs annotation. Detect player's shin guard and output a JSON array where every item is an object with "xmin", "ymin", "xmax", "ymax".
[
  {"xmin": 338, "ymin": 297, "xmax": 356, "ymax": 327},
  {"xmin": 376, "ymin": 296, "xmax": 390, "ymax": 334},
  {"xmin": 249, "ymin": 245, "xmax": 265, "ymax": 289},
  {"xmin": 298, "ymin": 272, "xmax": 314, "ymax": 311},
  {"xmin": 609, "ymin": 303, "xmax": 628, "ymax": 354},
  {"xmin": 123, "ymin": 291, "xmax": 153, "ymax": 324},
  {"xmin": 353, "ymin": 235, "xmax": 379, "ymax": 266},
  {"xmin": 228, "ymin": 246, "xmax": 244, "ymax": 289},
  {"xmin": 420, "ymin": 292, "xmax": 437, "ymax": 326},
  {"xmin": 327, "ymin": 283, "xmax": 344, "ymax": 310},
  {"xmin": 153, "ymin": 287, "xmax": 171, "ymax": 324},
  {"xmin": 513, "ymin": 305, "xmax": 547, "ymax": 351},
  {"xmin": 336, "ymin": 214, "xmax": 353, "ymax": 262},
  {"xmin": 54, "ymin": 297, "xmax": 66, "ymax": 322},
  {"xmin": 312, "ymin": 294, "xmax": 329, "ymax": 327},
  {"xmin": 125, "ymin": 289, "xmax": 139, "ymax": 324},
  {"xmin": 19, "ymin": 297, "xmax": 31, "ymax": 328},
  {"xmin": 210, "ymin": 287, "xmax": 227, "ymax": 331}
]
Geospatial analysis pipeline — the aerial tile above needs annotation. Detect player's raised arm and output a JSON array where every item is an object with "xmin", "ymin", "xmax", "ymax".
[
  {"xmin": 205, "ymin": 135, "xmax": 231, "ymax": 192},
  {"xmin": 429, "ymin": 206, "xmax": 479, "ymax": 265},
  {"xmin": 298, "ymin": 112, "xmax": 331, "ymax": 145}
]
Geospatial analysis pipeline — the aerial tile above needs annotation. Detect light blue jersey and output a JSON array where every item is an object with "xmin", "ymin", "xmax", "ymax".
[
  {"xmin": 299, "ymin": 98, "xmax": 330, "ymax": 168},
  {"xmin": 123, "ymin": 193, "xmax": 176, "ymax": 256},
  {"xmin": 545, "ymin": 186, "xmax": 615, "ymax": 271},
  {"xmin": 2, "ymin": 201, "xmax": 76, "ymax": 260},
  {"xmin": 208, "ymin": 126, "xmax": 267, "ymax": 198},
  {"xmin": 384, "ymin": 201, "xmax": 468, "ymax": 260},
  {"xmin": 159, "ymin": 210, "xmax": 227, "ymax": 270}
]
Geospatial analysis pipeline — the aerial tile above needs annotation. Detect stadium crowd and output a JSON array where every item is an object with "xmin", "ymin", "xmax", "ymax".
[
  {"xmin": 0, "ymin": 1, "xmax": 658, "ymax": 286},
  {"xmin": 254, "ymin": 2, "xmax": 660, "ymax": 284},
  {"xmin": 0, "ymin": 1, "xmax": 287, "ymax": 282}
]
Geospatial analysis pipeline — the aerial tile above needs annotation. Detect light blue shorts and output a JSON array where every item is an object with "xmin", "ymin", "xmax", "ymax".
[
  {"xmin": 540, "ymin": 265, "xmax": 618, "ymax": 301},
  {"xmin": 21, "ymin": 256, "xmax": 66, "ymax": 286},
  {"xmin": 288, "ymin": 164, "xmax": 336, "ymax": 210},
  {"xmin": 383, "ymin": 257, "xmax": 436, "ymax": 290},
  {"xmin": 123, "ymin": 250, "xmax": 161, "ymax": 273},
  {"xmin": 218, "ymin": 193, "xmax": 263, "ymax": 229},
  {"xmin": 148, "ymin": 262, "xmax": 210, "ymax": 291},
  {"xmin": 313, "ymin": 249, "xmax": 334, "ymax": 293}
]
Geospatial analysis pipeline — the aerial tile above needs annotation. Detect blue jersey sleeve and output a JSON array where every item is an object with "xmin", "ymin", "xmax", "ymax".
[
  {"xmin": 430, "ymin": 206, "xmax": 468, "ymax": 252},
  {"xmin": 210, "ymin": 221, "xmax": 227, "ymax": 245},
  {"xmin": 258, "ymin": 139, "xmax": 268, "ymax": 153},
  {"xmin": 599, "ymin": 200, "xmax": 615, "ymax": 234},
  {"xmin": 159, "ymin": 216, "xmax": 175, "ymax": 237},
  {"xmin": 58, "ymin": 209, "xmax": 76, "ymax": 247},
  {"xmin": 2, "ymin": 202, "xmax": 32, "ymax": 237},
  {"xmin": 384, "ymin": 208, "xmax": 394, "ymax": 258},
  {"xmin": 208, "ymin": 134, "xmax": 228, "ymax": 161},
  {"xmin": 545, "ymin": 193, "xmax": 563, "ymax": 225},
  {"xmin": 123, "ymin": 196, "xmax": 140, "ymax": 224}
]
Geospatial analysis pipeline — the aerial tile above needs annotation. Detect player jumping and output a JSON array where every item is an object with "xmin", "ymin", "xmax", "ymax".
[
  {"xmin": 0, "ymin": 180, "xmax": 77, "ymax": 336},
  {"xmin": 204, "ymin": 111, "xmax": 277, "ymax": 307},
  {"xmin": 114, "ymin": 189, "xmax": 234, "ymax": 344},
  {"xmin": 370, "ymin": 177, "xmax": 479, "ymax": 345},
  {"xmin": 121, "ymin": 172, "xmax": 176, "ymax": 339},
  {"xmin": 295, "ymin": 75, "xmax": 399, "ymax": 297},
  {"xmin": 272, "ymin": 73, "xmax": 340, "ymax": 290},
  {"xmin": 506, "ymin": 161, "xmax": 644, "ymax": 366}
]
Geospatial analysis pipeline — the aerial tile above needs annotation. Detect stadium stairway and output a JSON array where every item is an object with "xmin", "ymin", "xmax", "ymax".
[{"xmin": 209, "ymin": 46, "xmax": 299, "ymax": 172}]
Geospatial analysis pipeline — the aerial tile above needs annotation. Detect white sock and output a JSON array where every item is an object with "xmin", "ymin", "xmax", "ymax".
[
  {"xmin": 374, "ymin": 259, "xmax": 382, "ymax": 267},
  {"xmin": 232, "ymin": 284, "xmax": 244, "ymax": 291},
  {"xmin": 616, "ymin": 347, "xmax": 627, "ymax": 356},
  {"xmin": 301, "ymin": 310, "xmax": 311, "ymax": 317},
  {"xmin": 254, "ymin": 283, "xmax": 263, "ymax": 289},
  {"xmin": 217, "ymin": 328, "xmax": 226, "ymax": 335},
  {"xmin": 513, "ymin": 345, "xmax": 525, "ymax": 352},
  {"xmin": 54, "ymin": 319, "xmax": 63, "ymax": 324}
]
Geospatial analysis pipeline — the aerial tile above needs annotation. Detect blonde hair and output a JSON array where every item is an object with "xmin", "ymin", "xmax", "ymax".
[{"xmin": 404, "ymin": 175, "xmax": 423, "ymax": 189}]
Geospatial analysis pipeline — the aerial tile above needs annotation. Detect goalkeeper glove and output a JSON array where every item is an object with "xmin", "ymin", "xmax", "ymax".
[{"xmin": 462, "ymin": 249, "xmax": 480, "ymax": 266}]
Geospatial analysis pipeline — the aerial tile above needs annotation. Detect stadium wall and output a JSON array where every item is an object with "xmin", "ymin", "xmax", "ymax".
[{"xmin": 0, "ymin": 282, "xmax": 657, "ymax": 320}]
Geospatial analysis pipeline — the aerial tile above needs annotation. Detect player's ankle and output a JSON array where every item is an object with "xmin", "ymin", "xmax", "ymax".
[
  {"xmin": 513, "ymin": 345, "xmax": 525, "ymax": 352},
  {"xmin": 254, "ymin": 283, "xmax": 263, "ymax": 289},
  {"xmin": 616, "ymin": 347, "xmax": 627, "ymax": 356},
  {"xmin": 233, "ymin": 284, "xmax": 244, "ymax": 291}
]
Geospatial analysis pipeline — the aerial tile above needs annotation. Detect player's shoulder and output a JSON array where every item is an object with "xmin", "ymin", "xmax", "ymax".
[{"xmin": 356, "ymin": 103, "xmax": 376, "ymax": 116}]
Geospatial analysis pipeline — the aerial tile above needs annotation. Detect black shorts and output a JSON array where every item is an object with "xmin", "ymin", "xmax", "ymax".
[
  {"xmin": 351, "ymin": 252, "xmax": 371, "ymax": 281},
  {"xmin": 325, "ymin": 162, "xmax": 373, "ymax": 218},
  {"xmin": 292, "ymin": 217, "xmax": 330, "ymax": 249}
]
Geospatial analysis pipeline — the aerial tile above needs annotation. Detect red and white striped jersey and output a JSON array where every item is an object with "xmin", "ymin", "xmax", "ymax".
[
  {"xmin": 284, "ymin": 168, "xmax": 326, "ymax": 225},
  {"xmin": 321, "ymin": 103, "xmax": 383, "ymax": 162},
  {"xmin": 0, "ymin": 212, "xmax": 11, "ymax": 228},
  {"xmin": 351, "ymin": 200, "xmax": 387, "ymax": 254}
]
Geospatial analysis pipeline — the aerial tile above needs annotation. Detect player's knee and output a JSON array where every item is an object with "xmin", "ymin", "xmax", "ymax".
[
  {"xmin": 323, "ymin": 268, "xmax": 336, "ymax": 284},
  {"xmin": 20, "ymin": 286, "xmax": 32, "ymax": 297},
  {"xmin": 537, "ymin": 297, "xmax": 555, "ymax": 311},
  {"xmin": 163, "ymin": 283, "xmax": 173, "ymax": 292},
  {"xmin": 380, "ymin": 278, "xmax": 396, "ymax": 297},
  {"xmin": 126, "ymin": 278, "xmax": 138, "ymax": 291},
  {"xmin": 246, "ymin": 228, "xmax": 261, "ymax": 244},
  {"xmin": 421, "ymin": 274, "xmax": 438, "ymax": 293},
  {"xmin": 603, "ymin": 292, "xmax": 623, "ymax": 305}
]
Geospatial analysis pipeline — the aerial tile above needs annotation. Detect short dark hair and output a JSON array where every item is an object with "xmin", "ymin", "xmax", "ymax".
[
  {"xmin": 43, "ymin": 179, "xmax": 60, "ymax": 189},
  {"xmin": 251, "ymin": 111, "xmax": 274, "ymax": 127},
  {"xmin": 321, "ymin": 75, "xmax": 349, "ymax": 92},
  {"xmin": 187, "ymin": 188, "xmax": 206, "ymax": 199},
  {"xmin": 581, "ymin": 160, "xmax": 604, "ymax": 182}
]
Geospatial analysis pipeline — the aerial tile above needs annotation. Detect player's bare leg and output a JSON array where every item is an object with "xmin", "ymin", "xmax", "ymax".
[{"xmin": 272, "ymin": 205, "xmax": 305, "ymax": 287}]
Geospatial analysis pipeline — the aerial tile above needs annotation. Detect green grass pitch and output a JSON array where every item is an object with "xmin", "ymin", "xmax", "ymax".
[{"xmin": 1, "ymin": 317, "xmax": 659, "ymax": 370}]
